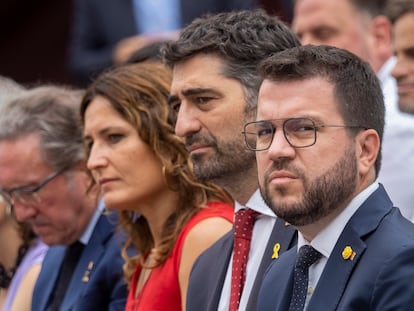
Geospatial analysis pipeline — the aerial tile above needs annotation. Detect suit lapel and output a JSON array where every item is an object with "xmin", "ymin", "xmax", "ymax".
[
  {"xmin": 308, "ymin": 185, "xmax": 393, "ymax": 310},
  {"xmin": 60, "ymin": 214, "xmax": 113, "ymax": 310},
  {"xmin": 308, "ymin": 229, "xmax": 366, "ymax": 310},
  {"xmin": 277, "ymin": 255, "xmax": 296, "ymax": 311},
  {"xmin": 35, "ymin": 246, "xmax": 66, "ymax": 311},
  {"xmin": 208, "ymin": 230, "xmax": 234, "ymax": 310},
  {"xmin": 258, "ymin": 247, "xmax": 297, "ymax": 311},
  {"xmin": 247, "ymin": 217, "xmax": 297, "ymax": 310}
]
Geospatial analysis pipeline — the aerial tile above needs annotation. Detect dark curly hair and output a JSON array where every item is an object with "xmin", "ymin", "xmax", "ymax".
[{"xmin": 162, "ymin": 9, "xmax": 300, "ymax": 113}]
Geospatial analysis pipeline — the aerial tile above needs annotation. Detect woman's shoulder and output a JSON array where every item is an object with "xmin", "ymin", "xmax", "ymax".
[{"xmin": 189, "ymin": 201, "xmax": 234, "ymax": 224}]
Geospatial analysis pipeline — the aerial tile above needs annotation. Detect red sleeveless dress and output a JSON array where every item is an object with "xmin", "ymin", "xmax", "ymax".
[{"xmin": 125, "ymin": 201, "xmax": 233, "ymax": 311}]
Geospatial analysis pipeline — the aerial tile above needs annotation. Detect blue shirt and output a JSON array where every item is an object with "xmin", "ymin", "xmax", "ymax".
[{"xmin": 132, "ymin": 0, "xmax": 181, "ymax": 34}]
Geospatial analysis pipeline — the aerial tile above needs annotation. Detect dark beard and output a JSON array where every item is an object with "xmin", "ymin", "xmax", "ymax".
[
  {"xmin": 261, "ymin": 146, "xmax": 358, "ymax": 227},
  {"xmin": 189, "ymin": 136, "xmax": 256, "ymax": 182}
]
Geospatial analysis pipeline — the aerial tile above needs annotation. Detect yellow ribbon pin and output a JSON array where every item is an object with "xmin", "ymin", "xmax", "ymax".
[
  {"xmin": 272, "ymin": 243, "xmax": 281, "ymax": 259},
  {"xmin": 342, "ymin": 246, "xmax": 356, "ymax": 260}
]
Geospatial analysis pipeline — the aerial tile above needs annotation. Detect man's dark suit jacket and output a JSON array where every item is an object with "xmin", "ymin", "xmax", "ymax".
[
  {"xmin": 258, "ymin": 184, "xmax": 414, "ymax": 311},
  {"xmin": 186, "ymin": 216, "xmax": 297, "ymax": 311},
  {"xmin": 32, "ymin": 213, "xmax": 128, "ymax": 311},
  {"xmin": 68, "ymin": 0, "xmax": 257, "ymax": 86}
]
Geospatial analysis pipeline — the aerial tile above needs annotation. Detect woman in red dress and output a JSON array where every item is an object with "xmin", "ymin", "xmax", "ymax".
[{"xmin": 80, "ymin": 62, "xmax": 234, "ymax": 311}]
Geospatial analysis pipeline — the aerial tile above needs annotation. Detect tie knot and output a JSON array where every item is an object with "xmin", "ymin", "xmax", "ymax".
[
  {"xmin": 65, "ymin": 241, "xmax": 84, "ymax": 260},
  {"xmin": 295, "ymin": 245, "xmax": 322, "ymax": 271},
  {"xmin": 234, "ymin": 209, "xmax": 260, "ymax": 240}
]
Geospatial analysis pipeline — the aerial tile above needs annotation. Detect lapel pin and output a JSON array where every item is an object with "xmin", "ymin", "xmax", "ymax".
[
  {"xmin": 88, "ymin": 261, "xmax": 94, "ymax": 270},
  {"xmin": 342, "ymin": 246, "xmax": 356, "ymax": 260},
  {"xmin": 82, "ymin": 271, "xmax": 90, "ymax": 283},
  {"xmin": 272, "ymin": 243, "xmax": 281, "ymax": 259},
  {"xmin": 82, "ymin": 261, "xmax": 94, "ymax": 282}
]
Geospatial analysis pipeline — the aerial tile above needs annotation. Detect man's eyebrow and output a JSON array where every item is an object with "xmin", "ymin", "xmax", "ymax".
[
  {"xmin": 181, "ymin": 87, "xmax": 217, "ymax": 97},
  {"xmin": 168, "ymin": 88, "xmax": 219, "ymax": 105}
]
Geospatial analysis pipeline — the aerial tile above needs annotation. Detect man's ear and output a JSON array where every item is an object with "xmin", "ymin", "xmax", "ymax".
[{"xmin": 355, "ymin": 129, "xmax": 380, "ymax": 177}]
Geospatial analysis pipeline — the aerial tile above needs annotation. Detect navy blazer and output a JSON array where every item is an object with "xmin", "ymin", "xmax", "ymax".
[
  {"xmin": 258, "ymin": 184, "xmax": 414, "ymax": 311},
  {"xmin": 68, "ymin": 0, "xmax": 257, "ymax": 86},
  {"xmin": 32, "ymin": 214, "xmax": 128, "ymax": 311},
  {"xmin": 187, "ymin": 216, "xmax": 297, "ymax": 311}
]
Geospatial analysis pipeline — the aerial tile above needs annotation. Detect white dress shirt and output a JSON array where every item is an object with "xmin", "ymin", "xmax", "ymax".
[
  {"xmin": 132, "ymin": 0, "xmax": 181, "ymax": 34},
  {"xmin": 79, "ymin": 198, "xmax": 105, "ymax": 245},
  {"xmin": 297, "ymin": 182, "xmax": 379, "ymax": 310}
]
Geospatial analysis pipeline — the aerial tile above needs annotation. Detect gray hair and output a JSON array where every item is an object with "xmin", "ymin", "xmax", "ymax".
[
  {"xmin": 0, "ymin": 75, "xmax": 26, "ymax": 104},
  {"xmin": 0, "ymin": 85, "xmax": 85, "ymax": 170}
]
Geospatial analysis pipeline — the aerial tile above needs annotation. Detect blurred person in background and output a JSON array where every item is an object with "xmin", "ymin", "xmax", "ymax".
[
  {"xmin": 386, "ymin": 0, "xmax": 414, "ymax": 115},
  {"xmin": 0, "ymin": 76, "xmax": 48, "ymax": 311},
  {"xmin": 292, "ymin": 0, "xmax": 414, "ymax": 222},
  {"xmin": 68, "ymin": 0, "xmax": 257, "ymax": 87},
  {"xmin": 0, "ymin": 85, "xmax": 128, "ymax": 311},
  {"xmin": 81, "ymin": 61, "xmax": 234, "ymax": 311},
  {"xmin": 0, "ymin": 200, "xmax": 47, "ymax": 311}
]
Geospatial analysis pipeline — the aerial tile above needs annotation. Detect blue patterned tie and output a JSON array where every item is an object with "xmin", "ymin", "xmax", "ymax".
[{"xmin": 288, "ymin": 245, "xmax": 322, "ymax": 311}]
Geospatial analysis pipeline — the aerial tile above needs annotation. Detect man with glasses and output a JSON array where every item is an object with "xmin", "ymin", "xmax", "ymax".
[
  {"xmin": 255, "ymin": 45, "xmax": 414, "ymax": 311},
  {"xmin": 291, "ymin": 0, "xmax": 414, "ymax": 223},
  {"xmin": 0, "ymin": 85, "xmax": 128, "ymax": 311}
]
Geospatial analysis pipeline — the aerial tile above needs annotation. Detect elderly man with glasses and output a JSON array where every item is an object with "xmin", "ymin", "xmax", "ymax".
[{"xmin": 0, "ymin": 85, "xmax": 128, "ymax": 311}]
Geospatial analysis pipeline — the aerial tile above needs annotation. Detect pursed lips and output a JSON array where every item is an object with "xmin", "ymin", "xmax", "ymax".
[
  {"xmin": 397, "ymin": 81, "xmax": 414, "ymax": 94},
  {"xmin": 268, "ymin": 170, "xmax": 297, "ymax": 183},
  {"xmin": 186, "ymin": 143, "xmax": 211, "ymax": 153},
  {"xmin": 98, "ymin": 177, "xmax": 118, "ymax": 187},
  {"xmin": 32, "ymin": 222, "xmax": 51, "ymax": 233}
]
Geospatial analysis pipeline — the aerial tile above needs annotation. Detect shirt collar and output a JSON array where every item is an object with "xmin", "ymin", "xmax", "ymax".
[
  {"xmin": 235, "ymin": 188, "xmax": 276, "ymax": 218},
  {"xmin": 298, "ymin": 182, "xmax": 379, "ymax": 257},
  {"xmin": 78, "ymin": 198, "xmax": 105, "ymax": 245}
]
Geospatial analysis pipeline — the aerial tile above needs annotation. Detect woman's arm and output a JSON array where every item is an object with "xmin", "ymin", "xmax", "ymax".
[{"xmin": 178, "ymin": 217, "xmax": 232, "ymax": 311}]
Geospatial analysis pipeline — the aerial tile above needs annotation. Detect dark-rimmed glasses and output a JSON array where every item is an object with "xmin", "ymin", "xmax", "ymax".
[
  {"xmin": 242, "ymin": 117, "xmax": 366, "ymax": 151},
  {"xmin": 0, "ymin": 167, "xmax": 67, "ymax": 209}
]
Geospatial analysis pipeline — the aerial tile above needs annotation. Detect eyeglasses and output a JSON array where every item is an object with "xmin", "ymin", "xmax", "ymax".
[
  {"xmin": 0, "ymin": 167, "xmax": 67, "ymax": 209},
  {"xmin": 242, "ymin": 117, "xmax": 366, "ymax": 151}
]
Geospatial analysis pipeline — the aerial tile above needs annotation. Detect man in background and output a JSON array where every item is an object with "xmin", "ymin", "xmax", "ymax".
[
  {"xmin": 0, "ymin": 85, "xmax": 127, "ymax": 311},
  {"xmin": 68, "ymin": 0, "xmax": 257, "ymax": 86},
  {"xmin": 386, "ymin": 0, "xmax": 414, "ymax": 115}
]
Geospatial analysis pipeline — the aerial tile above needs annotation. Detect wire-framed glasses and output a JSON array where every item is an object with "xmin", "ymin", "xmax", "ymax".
[
  {"xmin": 242, "ymin": 117, "xmax": 366, "ymax": 151},
  {"xmin": 0, "ymin": 167, "xmax": 67, "ymax": 209}
]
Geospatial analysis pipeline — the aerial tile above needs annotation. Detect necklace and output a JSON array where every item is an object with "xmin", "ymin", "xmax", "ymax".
[{"xmin": 0, "ymin": 244, "xmax": 29, "ymax": 288}]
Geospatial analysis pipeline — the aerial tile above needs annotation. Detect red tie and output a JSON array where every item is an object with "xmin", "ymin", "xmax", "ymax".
[{"xmin": 229, "ymin": 209, "xmax": 260, "ymax": 311}]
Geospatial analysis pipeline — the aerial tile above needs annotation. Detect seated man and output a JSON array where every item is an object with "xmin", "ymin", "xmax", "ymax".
[
  {"xmin": 254, "ymin": 45, "xmax": 414, "ymax": 310},
  {"xmin": 0, "ymin": 85, "xmax": 128, "ymax": 311}
]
